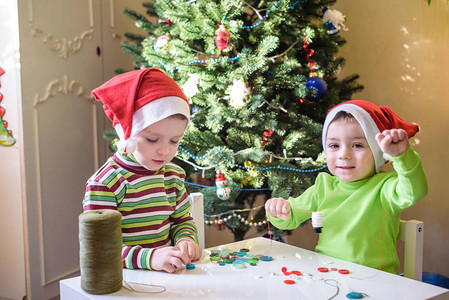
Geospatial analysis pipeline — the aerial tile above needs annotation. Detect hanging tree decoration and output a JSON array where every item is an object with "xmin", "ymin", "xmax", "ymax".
[
  {"xmin": 182, "ymin": 73, "xmax": 200, "ymax": 101},
  {"xmin": 303, "ymin": 35, "xmax": 327, "ymax": 102},
  {"xmin": 226, "ymin": 79, "xmax": 250, "ymax": 108},
  {"xmin": 215, "ymin": 170, "xmax": 231, "ymax": 200},
  {"xmin": 262, "ymin": 129, "xmax": 274, "ymax": 146},
  {"xmin": 215, "ymin": 23, "xmax": 230, "ymax": 50},
  {"xmin": 0, "ymin": 67, "xmax": 16, "ymax": 147},
  {"xmin": 157, "ymin": 18, "xmax": 172, "ymax": 27},
  {"xmin": 154, "ymin": 35, "xmax": 171, "ymax": 54},
  {"xmin": 322, "ymin": 7, "xmax": 347, "ymax": 35}
]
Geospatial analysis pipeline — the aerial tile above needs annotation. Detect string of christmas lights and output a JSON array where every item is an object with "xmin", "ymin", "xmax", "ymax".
[
  {"xmin": 239, "ymin": 0, "xmax": 281, "ymax": 29},
  {"xmin": 185, "ymin": 181, "xmax": 272, "ymax": 191},
  {"xmin": 203, "ymin": 205, "xmax": 267, "ymax": 227},
  {"xmin": 154, "ymin": 51, "xmax": 241, "ymax": 71},
  {"xmin": 178, "ymin": 145, "xmax": 327, "ymax": 173}
]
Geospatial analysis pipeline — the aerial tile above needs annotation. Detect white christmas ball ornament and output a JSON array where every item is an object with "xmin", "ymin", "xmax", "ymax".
[
  {"xmin": 227, "ymin": 79, "xmax": 250, "ymax": 108},
  {"xmin": 216, "ymin": 186, "xmax": 231, "ymax": 200},
  {"xmin": 182, "ymin": 74, "xmax": 200, "ymax": 100}
]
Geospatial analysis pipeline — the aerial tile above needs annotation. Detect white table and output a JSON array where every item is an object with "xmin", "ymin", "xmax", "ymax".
[{"xmin": 60, "ymin": 237, "xmax": 448, "ymax": 300}]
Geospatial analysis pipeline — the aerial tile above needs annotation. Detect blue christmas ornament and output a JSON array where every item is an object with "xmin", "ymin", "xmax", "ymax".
[{"xmin": 306, "ymin": 76, "xmax": 327, "ymax": 101}]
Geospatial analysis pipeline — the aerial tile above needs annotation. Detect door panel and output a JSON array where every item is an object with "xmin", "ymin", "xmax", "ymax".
[{"xmin": 18, "ymin": 0, "xmax": 103, "ymax": 298}]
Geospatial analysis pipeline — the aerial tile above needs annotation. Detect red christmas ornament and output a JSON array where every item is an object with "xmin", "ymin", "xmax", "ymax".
[
  {"xmin": 262, "ymin": 129, "xmax": 274, "ymax": 146},
  {"xmin": 215, "ymin": 24, "xmax": 230, "ymax": 50}
]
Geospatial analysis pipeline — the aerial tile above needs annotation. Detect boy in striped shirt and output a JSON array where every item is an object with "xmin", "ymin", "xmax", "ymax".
[{"xmin": 83, "ymin": 68, "xmax": 201, "ymax": 273}]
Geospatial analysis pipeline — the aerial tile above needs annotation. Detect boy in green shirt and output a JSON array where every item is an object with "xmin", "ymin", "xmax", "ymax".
[{"xmin": 266, "ymin": 100, "xmax": 427, "ymax": 273}]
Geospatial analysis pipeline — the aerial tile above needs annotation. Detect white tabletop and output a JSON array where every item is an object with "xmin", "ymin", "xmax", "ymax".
[{"xmin": 60, "ymin": 237, "xmax": 448, "ymax": 300}]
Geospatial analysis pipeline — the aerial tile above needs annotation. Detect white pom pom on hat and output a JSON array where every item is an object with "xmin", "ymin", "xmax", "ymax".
[
  {"xmin": 92, "ymin": 68, "xmax": 190, "ymax": 156},
  {"xmin": 322, "ymin": 100, "xmax": 419, "ymax": 173}
]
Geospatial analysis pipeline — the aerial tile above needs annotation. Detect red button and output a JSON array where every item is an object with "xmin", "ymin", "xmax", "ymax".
[
  {"xmin": 284, "ymin": 280, "xmax": 296, "ymax": 285},
  {"xmin": 281, "ymin": 267, "xmax": 287, "ymax": 273},
  {"xmin": 338, "ymin": 269, "xmax": 349, "ymax": 274},
  {"xmin": 291, "ymin": 270, "xmax": 302, "ymax": 276},
  {"xmin": 317, "ymin": 267, "xmax": 329, "ymax": 272}
]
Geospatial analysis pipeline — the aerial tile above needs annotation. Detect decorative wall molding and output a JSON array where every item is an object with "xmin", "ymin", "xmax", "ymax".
[
  {"xmin": 33, "ymin": 75, "xmax": 92, "ymax": 107},
  {"xmin": 109, "ymin": 0, "xmax": 127, "ymax": 45},
  {"xmin": 29, "ymin": 26, "xmax": 94, "ymax": 60},
  {"xmin": 28, "ymin": 0, "xmax": 94, "ymax": 59}
]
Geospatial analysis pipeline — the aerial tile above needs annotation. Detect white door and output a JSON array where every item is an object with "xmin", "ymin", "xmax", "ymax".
[
  {"xmin": 17, "ymin": 0, "xmax": 146, "ymax": 298},
  {"xmin": 17, "ymin": 0, "xmax": 104, "ymax": 298}
]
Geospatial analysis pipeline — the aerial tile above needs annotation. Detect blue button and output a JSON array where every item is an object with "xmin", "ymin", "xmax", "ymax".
[{"xmin": 346, "ymin": 292, "xmax": 364, "ymax": 299}]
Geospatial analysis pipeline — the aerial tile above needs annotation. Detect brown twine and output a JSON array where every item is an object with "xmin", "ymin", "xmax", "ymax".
[{"xmin": 79, "ymin": 209, "xmax": 123, "ymax": 294}]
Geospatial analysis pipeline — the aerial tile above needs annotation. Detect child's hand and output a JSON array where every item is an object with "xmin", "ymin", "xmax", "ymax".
[
  {"xmin": 150, "ymin": 246, "xmax": 191, "ymax": 273},
  {"xmin": 375, "ymin": 129, "xmax": 409, "ymax": 157},
  {"xmin": 265, "ymin": 198, "xmax": 291, "ymax": 220},
  {"xmin": 176, "ymin": 239, "xmax": 202, "ymax": 261}
]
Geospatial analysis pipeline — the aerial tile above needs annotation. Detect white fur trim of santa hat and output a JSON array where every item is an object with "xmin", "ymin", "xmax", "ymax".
[{"xmin": 114, "ymin": 96, "xmax": 190, "ymax": 141}]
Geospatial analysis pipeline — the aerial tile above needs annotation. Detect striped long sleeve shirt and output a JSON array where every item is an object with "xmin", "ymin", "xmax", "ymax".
[{"xmin": 83, "ymin": 152, "xmax": 198, "ymax": 270}]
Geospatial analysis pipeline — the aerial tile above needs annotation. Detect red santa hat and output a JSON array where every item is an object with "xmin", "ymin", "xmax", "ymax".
[
  {"xmin": 322, "ymin": 100, "xmax": 419, "ymax": 172},
  {"xmin": 92, "ymin": 68, "xmax": 190, "ymax": 155}
]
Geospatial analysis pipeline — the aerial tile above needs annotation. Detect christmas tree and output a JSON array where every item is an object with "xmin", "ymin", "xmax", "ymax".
[{"xmin": 121, "ymin": 0, "xmax": 362, "ymax": 241}]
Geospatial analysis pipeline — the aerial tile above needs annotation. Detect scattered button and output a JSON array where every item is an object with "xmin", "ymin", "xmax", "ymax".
[
  {"xmin": 317, "ymin": 267, "xmax": 329, "ymax": 272},
  {"xmin": 346, "ymin": 292, "xmax": 364, "ymax": 299},
  {"xmin": 218, "ymin": 262, "xmax": 225, "ymax": 266},
  {"xmin": 291, "ymin": 270, "xmax": 302, "ymax": 276},
  {"xmin": 247, "ymin": 259, "xmax": 258, "ymax": 265},
  {"xmin": 331, "ymin": 268, "xmax": 338, "ymax": 271},
  {"xmin": 240, "ymin": 248, "xmax": 250, "ymax": 252},
  {"xmin": 284, "ymin": 279, "xmax": 296, "ymax": 285},
  {"xmin": 338, "ymin": 269, "xmax": 350, "ymax": 274},
  {"xmin": 233, "ymin": 264, "xmax": 246, "ymax": 269},
  {"xmin": 235, "ymin": 252, "xmax": 247, "ymax": 257},
  {"xmin": 221, "ymin": 249, "xmax": 232, "ymax": 255},
  {"xmin": 259, "ymin": 256, "xmax": 273, "ymax": 261},
  {"xmin": 186, "ymin": 264, "xmax": 195, "ymax": 270}
]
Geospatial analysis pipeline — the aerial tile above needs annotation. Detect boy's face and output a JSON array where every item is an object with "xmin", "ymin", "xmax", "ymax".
[
  {"xmin": 325, "ymin": 119, "xmax": 376, "ymax": 182},
  {"xmin": 133, "ymin": 117, "xmax": 188, "ymax": 171}
]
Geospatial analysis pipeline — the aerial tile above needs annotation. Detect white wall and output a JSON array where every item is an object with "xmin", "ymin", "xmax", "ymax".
[
  {"xmin": 0, "ymin": 1, "xmax": 27, "ymax": 299},
  {"xmin": 334, "ymin": 0, "xmax": 449, "ymax": 277}
]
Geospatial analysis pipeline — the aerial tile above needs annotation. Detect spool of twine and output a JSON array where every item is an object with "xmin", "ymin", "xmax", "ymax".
[{"xmin": 79, "ymin": 209, "xmax": 123, "ymax": 294}]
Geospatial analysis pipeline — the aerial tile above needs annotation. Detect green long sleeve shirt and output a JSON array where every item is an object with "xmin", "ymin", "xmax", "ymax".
[{"xmin": 267, "ymin": 146, "xmax": 428, "ymax": 273}]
